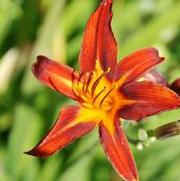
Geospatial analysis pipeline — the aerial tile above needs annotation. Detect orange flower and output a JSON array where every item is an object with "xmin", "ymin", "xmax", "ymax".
[{"xmin": 26, "ymin": 0, "xmax": 180, "ymax": 181}]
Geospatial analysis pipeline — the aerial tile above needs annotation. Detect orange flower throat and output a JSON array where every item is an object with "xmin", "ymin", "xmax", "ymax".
[{"xmin": 72, "ymin": 61, "xmax": 133, "ymax": 112}]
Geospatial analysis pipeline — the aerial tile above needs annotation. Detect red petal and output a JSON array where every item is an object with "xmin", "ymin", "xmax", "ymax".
[
  {"xmin": 120, "ymin": 81, "xmax": 180, "ymax": 121},
  {"xmin": 79, "ymin": 0, "xmax": 117, "ymax": 72},
  {"xmin": 25, "ymin": 105, "xmax": 95, "ymax": 157},
  {"xmin": 32, "ymin": 56, "xmax": 78, "ymax": 99},
  {"xmin": 99, "ymin": 119, "xmax": 139, "ymax": 181},
  {"xmin": 115, "ymin": 48, "xmax": 164, "ymax": 83}
]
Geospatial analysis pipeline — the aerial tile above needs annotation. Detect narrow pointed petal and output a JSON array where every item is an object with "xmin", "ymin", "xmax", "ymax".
[
  {"xmin": 79, "ymin": 0, "xmax": 117, "ymax": 72},
  {"xmin": 99, "ymin": 119, "xmax": 138, "ymax": 181},
  {"xmin": 25, "ymin": 105, "xmax": 96, "ymax": 157},
  {"xmin": 115, "ymin": 48, "xmax": 164, "ymax": 84},
  {"xmin": 120, "ymin": 81, "xmax": 180, "ymax": 121},
  {"xmin": 32, "ymin": 56, "xmax": 78, "ymax": 99}
]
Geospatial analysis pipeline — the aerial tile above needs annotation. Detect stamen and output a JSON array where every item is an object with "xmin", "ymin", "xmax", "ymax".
[
  {"xmin": 83, "ymin": 72, "xmax": 93, "ymax": 94},
  {"xmin": 99, "ymin": 86, "xmax": 115, "ymax": 107},
  {"xmin": 71, "ymin": 70, "xmax": 84, "ymax": 101},
  {"xmin": 71, "ymin": 69, "xmax": 76, "ymax": 86},
  {"xmin": 71, "ymin": 69, "xmax": 79, "ymax": 97},
  {"xmin": 82, "ymin": 73, "xmax": 88, "ymax": 94},
  {"xmin": 81, "ymin": 102, "xmax": 93, "ymax": 109},
  {"xmin": 93, "ymin": 86, "xmax": 106, "ymax": 104},
  {"xmin": 77, "ymin": 71, "xmax": 85, "ymax": 90},
  {"xmin": 78, "ymin": 71, "xmax": 85, "ymax": 82},
  {"xmin": 91, "ymin": 73, "xmax": 105, "ymax": 95}
]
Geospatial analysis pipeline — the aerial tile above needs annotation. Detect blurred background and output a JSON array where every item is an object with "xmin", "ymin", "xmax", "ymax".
[{"xmin": 0, "ymin": 0, "xmax": 180, "ymax": 180}]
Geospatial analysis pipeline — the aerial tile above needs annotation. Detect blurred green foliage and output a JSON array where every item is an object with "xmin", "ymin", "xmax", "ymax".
[{"xmin": 0, "ymin": 0, "xmax": 180, "ymax": 181}]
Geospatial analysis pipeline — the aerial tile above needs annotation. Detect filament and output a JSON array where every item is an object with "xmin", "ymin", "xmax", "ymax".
[
  {"xmin": 71, "ymin": 70, "xmax": 84, "ymax": 101},
  {"xmin": 93, "ymin": 86, "xmax": 106, "ymax": 104},
  {"xmin": 99, "ymin": 86, "xmax": 115, "ymax": 107},
  {"xmin": 83, "ymin": 72, "xmax": 93, "ymax": 94},
  {"xmin": 91, "ymin": 73, "xmax": 105, "ymax": 95}
]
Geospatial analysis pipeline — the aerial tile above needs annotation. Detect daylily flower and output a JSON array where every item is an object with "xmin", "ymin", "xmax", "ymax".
[{"xmin": 26, "ymin": 0, "xmax": 180, "ymax": 181}]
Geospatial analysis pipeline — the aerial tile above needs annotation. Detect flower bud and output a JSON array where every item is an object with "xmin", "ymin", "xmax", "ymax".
[
  {"xmin": 154, "ymin": 120, "xmax": 180, "ymax": 139},
  {"xmin": 170, "ymin": 78, "xmax": 180, "ymax": 95}
]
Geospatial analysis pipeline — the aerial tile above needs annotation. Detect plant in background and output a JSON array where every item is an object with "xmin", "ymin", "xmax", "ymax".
[{"xmin": 26, "ymin": 0, "xmax": 180, "ymax": 181}]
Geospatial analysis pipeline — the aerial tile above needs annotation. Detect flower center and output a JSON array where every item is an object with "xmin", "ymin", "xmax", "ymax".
[
  {"xmin": 73, "ymin": 71, "xmax": 116, "ymax": 111},
  {"xmin": 72, "ymin": 61, "xmax": 121, "ymax": 111}
]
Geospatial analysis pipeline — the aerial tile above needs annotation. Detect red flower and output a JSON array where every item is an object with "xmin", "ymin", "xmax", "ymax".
[{"xmin": 26, "ymin": 0, "xmax": 180, "ymax": 181}]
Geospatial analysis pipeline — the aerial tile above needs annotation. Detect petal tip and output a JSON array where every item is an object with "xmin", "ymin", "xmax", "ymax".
[
  {"xmin": 31, "ymin": 61, "xmax": 42, "ymax": 77},
  {"xmin": 37, "ymin": 55, "xmax": 48, "ymax": 62},
  {"xmin": 79, "ymin": 0, "xmax": 117, "ymax": 72},
  {"xmin": 24, "ymin": 149, "xmax": 37, "ymax": 157},
  {"xmin": 145, "ymin": 47, "xmax": 165, "ymax": 61},
  {"xmin": 102, "ymin": 0, "xmax": 112, "ymax": 5},
  {"xmin": 160, "ymin": 57, "xmax": 165, "ymax": 63},
  {"xmin": 24, "ymin": 148, "xmax": 50, "ymax": 158},
  {"xmin": 32, "ymin": 55, "xmax": 50, "ymax": 78}
]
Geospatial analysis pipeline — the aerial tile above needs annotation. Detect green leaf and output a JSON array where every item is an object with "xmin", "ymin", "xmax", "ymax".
[{"xmin": 5, "ymin": 104, "xmax": 42, "ymax": 180}]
